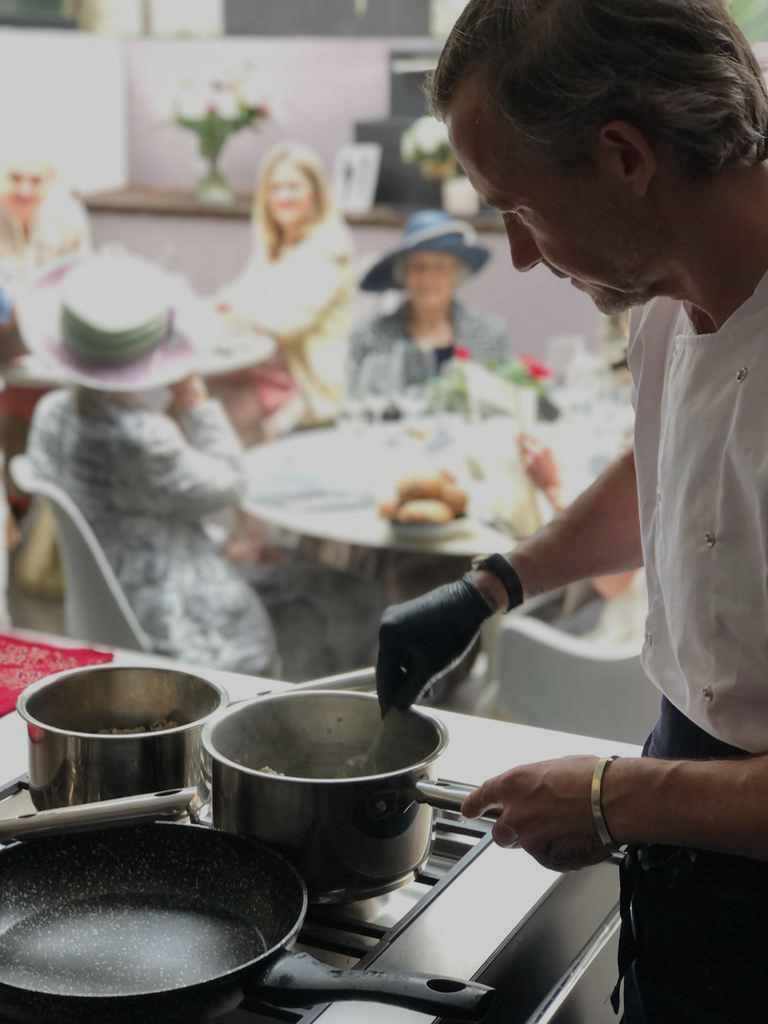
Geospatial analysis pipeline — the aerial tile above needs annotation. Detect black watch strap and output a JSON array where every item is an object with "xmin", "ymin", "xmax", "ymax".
[{"xmin": 470, "ymin": 553, "xmax": 524, "ymax": 612}]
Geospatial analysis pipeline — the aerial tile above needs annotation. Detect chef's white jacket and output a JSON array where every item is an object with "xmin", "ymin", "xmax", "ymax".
[{"xmin": 629, "ymin": 269, "xmax": 768, "ymax": 752}]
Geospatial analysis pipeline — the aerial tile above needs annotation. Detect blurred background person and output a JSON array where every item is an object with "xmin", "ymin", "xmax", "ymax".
[
  {"xmin": 21, "ymin": 251, "xmax": 277, "ymax": 675},
  {"xmin": 211, "ymin": 142, "xmax": 354, "ymax": 443},
  {"xmin": 517, "ymin": 309, "xmax": 643, "ymax": 646},
  {"xmin": 347, "ymin": 209, "xmax": 509, "ymax": 401},
  {"xmin": 0, "ymin": 149, "xmax": 90, "ymax": 294},
  {"xmin": 517, "ymin": 430, "xmax": 646, "ymax": 646},
  {"xmin": 0, "ymin": 146, "xmax": 92, "ymax": 559}
]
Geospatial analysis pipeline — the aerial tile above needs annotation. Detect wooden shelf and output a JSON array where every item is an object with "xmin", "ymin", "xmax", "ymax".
[
  {"xmin": 80, "ymin": 186, "xmax": 253, "ymax": 219},
  {"xmin": 80, "ymin": 186, "xmax": 506, "ymax": 232}
]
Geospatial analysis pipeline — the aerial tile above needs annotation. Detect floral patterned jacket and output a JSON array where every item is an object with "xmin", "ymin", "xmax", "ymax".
[{"xmin": 27, "ymin": 389, "xmax": 276, "ymax": 675}]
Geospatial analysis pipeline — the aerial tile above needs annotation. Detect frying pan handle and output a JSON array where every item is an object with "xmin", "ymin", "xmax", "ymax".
[
  {"xmin": 0, "ymin": 786, "xmax": 197, "ymax": 842},
  {"xmin": 414, "ymin": 778, "xmax": 501, "ymax": 820},
  {"xmin": 254, "ymin": 950, "xmax": 495, "ymax": 1021}
]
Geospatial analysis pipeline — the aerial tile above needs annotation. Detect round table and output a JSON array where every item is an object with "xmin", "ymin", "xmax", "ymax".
[
  {"xmin": 241, "ymin": 419, "xmax": 524, "ymax": 559},
  {"xmin": 195, "ymin": 329, "xmax": 275, "ymax": 378},
  {"xmin": 238, "ymin": 413, "xmax": 628, "ymax": 681}
]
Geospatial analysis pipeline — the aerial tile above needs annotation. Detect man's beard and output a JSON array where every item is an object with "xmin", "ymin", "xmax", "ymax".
[
  {"xmin": 574, "ymin": 247, "xmax": 661, "ymax": 314},
  {"xmin": 576, "ymin": 210, "xmax": 663, "ymax": 314},
  {"xmin": 586, "ymin": 282, "xmax": 659, "ymax": 314}
]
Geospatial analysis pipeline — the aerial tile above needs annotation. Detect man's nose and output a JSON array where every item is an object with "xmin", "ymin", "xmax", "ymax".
[{"xmin": 503, "ymin": 214, "xmax": 542, "ymax": 272}]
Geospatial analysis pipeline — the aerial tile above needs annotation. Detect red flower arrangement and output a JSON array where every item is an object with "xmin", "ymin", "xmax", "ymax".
[
  {"xmin": 518, "ymin": 353, "xmax": 552, "ymax": 381},
  {"xmin": 489, "ymin": 353, "xmax": 552, "ymax": 392}
]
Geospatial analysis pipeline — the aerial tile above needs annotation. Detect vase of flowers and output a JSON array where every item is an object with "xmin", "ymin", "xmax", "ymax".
[
  {"xmin": 173, "ymin": 68, "xmax": 271, "ymax": 204},
  {"xmin": 400, "ymin": 115, "xmax": 479, "ymax": 215}
]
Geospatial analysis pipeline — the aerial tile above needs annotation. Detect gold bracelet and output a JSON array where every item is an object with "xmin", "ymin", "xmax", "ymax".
[{"xmin": 590, "ymin": 755, "xmax": 619, "ymax": 850}]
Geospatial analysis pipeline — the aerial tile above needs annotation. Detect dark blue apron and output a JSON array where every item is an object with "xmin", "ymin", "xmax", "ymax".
[{"xmin": 614, "ymin": 696, "xmax": 768, "ymax": 1024}]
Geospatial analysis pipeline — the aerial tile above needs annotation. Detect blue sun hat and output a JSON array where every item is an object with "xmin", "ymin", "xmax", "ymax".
[{"xmin": 360, "ymin": 209, "xmax": 490, "ymax": 292}]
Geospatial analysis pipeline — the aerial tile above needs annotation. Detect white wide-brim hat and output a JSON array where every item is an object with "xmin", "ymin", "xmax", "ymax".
[{"xmin": 16, "ymin": 253, "xmax": 202, "ymax": 393}]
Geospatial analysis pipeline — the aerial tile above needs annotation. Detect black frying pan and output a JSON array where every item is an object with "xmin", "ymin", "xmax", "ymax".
[{"xmin": 0, "ymin": 821, "xmax": 494, "ymax": 1023}]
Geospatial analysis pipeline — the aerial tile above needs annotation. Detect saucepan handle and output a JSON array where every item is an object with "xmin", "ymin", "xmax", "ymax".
[
  {"xmin": 414, "ymin": 778, "xmax": 501, "ymax": 819},
  {"xmin": 0, "ymin": 786, "xmax": 197, "ymax": 842},
  {"xmin": 253, "ymin": 950, "xmax": 495, "ymax": 1021}
]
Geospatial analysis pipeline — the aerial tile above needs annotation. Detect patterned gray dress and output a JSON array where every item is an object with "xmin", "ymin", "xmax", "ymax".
[{"xmin": 27, "ymin": 388, "xmax": 276, "ymax": 675}]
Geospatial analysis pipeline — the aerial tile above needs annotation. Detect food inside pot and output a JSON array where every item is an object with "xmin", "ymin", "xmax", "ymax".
[
  {"xmin": 98, "ymin": 718, "xmax": 180, "ymax": 734},
  {"xmin": 210, "ymin": 694, "xmax": 443, "ymax": 782}
]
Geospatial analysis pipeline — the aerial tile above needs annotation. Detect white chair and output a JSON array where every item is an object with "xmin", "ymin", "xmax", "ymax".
[
  {"xmin": 9, "ymin": 454, "xmax": 151, "ymax": 652},
  {"xmin": 492, "ymin": 613, "xmax": 660, "ymax": 745}
]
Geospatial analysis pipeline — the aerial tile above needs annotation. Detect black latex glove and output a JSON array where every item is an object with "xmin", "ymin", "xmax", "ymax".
[{"xmin": 376, "ymin": 576, "xmax": 494, "ymax": 715}]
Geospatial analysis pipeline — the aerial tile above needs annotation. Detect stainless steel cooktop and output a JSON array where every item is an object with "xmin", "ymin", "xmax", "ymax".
[{"xmin": 0, "ymin": 775, "xmax": 622, "ymax": 1024}]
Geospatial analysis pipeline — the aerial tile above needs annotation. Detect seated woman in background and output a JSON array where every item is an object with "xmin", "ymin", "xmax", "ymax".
[
  {"xmin": 518, "ymin": 432, "xmax": 647, "ymax": 646},
  {"xmin": 0, "ymin": 147, "xmax": 90, "ymax": 293},
  {"xmin": 22, "ymin": 251, "xmax": 277, "ymax": 675},
  {"xmin": 347, "ymin": 209, "xmax": 509, "ymax": 399},
  {"xmin": 212, "ymin": 142, "xmax": 354, "ymax": 442},
  {"xmin": 0, "ymin": 145, "xmax": 92, "ymax": 533}
]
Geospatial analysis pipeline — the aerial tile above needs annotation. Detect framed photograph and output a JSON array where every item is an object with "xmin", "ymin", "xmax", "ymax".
[{"xmin": 332, "ymin": 143, "xmax": 382, "ymax": 215}]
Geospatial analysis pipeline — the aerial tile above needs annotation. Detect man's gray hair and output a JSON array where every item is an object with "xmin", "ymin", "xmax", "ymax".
[{"xmin": 429, "ymin": 0, "xmax": 768, "ymax": 178}]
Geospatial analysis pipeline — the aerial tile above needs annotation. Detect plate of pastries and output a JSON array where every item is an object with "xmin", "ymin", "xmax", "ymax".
[{"xmin": 378, "ymin": 470, "xmax": 469, "ymax": 541}]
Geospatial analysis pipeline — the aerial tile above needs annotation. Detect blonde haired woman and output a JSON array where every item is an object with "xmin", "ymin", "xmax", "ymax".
[{"xmin": 214, "ymin": 142, "xmax": 354, "ymax": 441}]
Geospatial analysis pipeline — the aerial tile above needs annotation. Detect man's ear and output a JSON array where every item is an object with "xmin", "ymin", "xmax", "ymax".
[{"xmin": 595, "ymin": 121, "xmax": 657, "ymax": 198}]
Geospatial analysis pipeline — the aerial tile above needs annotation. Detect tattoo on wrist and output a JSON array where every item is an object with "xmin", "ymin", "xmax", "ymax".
[{"xmin": 543, "ymin": 833, "xmax": 604, "ymax": 869}]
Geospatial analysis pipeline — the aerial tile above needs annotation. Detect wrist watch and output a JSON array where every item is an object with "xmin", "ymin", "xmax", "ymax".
[{"xmin": 470, "ymin": 553, "xmax": 524, "ymax": 613}]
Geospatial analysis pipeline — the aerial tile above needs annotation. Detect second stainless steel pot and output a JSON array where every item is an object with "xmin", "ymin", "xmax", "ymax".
[
  {"xmin": 17, "ymin": 665, "xmax": 228, "ymax": 809},
  {"xmin": 202, "ymin": 690, "xmax": 468, "ymax": 903}
]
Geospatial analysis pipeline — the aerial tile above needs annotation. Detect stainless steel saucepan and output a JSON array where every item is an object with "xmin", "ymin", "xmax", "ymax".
[
  {"xmin": 201, "ymin": 690, "xmax": 487, "ymax": 903},
  {"xmin": 16, "ymin": 665, "xmax": 228, "ymax": 809}
]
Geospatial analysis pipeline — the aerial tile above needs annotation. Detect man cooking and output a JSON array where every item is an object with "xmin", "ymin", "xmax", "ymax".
[{"xmin": 374, "ymin": 1, "xmax": 768, "ymax": 1021}]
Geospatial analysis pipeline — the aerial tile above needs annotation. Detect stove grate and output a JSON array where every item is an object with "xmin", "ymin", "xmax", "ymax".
[{"xmin": 0, "ymin": 777, "xmax": 492, "ymax": 1024}]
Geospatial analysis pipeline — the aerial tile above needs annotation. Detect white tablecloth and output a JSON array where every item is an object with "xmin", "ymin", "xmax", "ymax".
[{"xmin": 242, "ymin": 418, "xmax": 531, "ymax": 557}]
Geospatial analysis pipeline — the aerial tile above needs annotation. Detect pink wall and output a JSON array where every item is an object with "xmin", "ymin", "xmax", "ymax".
[
  {"xmin": 123, "ymin": 36, "xmax": 399, "ymax": 191},
  {"xmin": 6, "ymin": 31, "xmax": 767, "ymax": 357},
  {"xmin": 0, "ymin": 28, "xmax": 126, "ymax": 192},
  {"xmin": 90, "ymin": 211, "xmax": 600, "ymax": 357},
  {"xmin": 90, "ymin": 34, "xmax": 601, "ymax": 356}
]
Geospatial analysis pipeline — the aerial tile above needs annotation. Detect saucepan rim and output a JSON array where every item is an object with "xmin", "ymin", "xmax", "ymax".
[
  {"xmin": 202, "ymin": 689, "xmax": 450, "ymax": 784},
  {"xmin": 16, "ymin": 664, "xmax": 229, "ymax": 740}
]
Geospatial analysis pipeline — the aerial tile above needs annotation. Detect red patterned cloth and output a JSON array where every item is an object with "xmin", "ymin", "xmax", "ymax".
[{"xmin": 0, "ymin": 634, "xmax": 113, "ymax": 716}]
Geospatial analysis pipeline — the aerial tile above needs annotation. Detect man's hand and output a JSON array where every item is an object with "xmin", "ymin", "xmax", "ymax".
[
  {"xmin": 376, "ymin": 577, "xmax": 493, "ymax": 715},
  {"xmin": 462, "ymin": 757, "xmax": 612, "ymax": 871}
]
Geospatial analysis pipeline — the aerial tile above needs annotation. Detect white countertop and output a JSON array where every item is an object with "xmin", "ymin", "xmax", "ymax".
[
  {"xmin": 0, "ymin": 641, "xmax": 641, "ymax": 1024},
  {"xmin": 0, "ymin": 643, "xmax": 640, "ymax": 799}
]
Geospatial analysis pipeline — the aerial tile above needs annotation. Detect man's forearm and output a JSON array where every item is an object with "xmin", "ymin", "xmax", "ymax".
[
  {"xmin": 508, "ymin": 448, "xmax": 643, "ymax": 599},
  {"xmin": 604, "ymin": 752, "xmax": 768, "ymax": 860}
]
